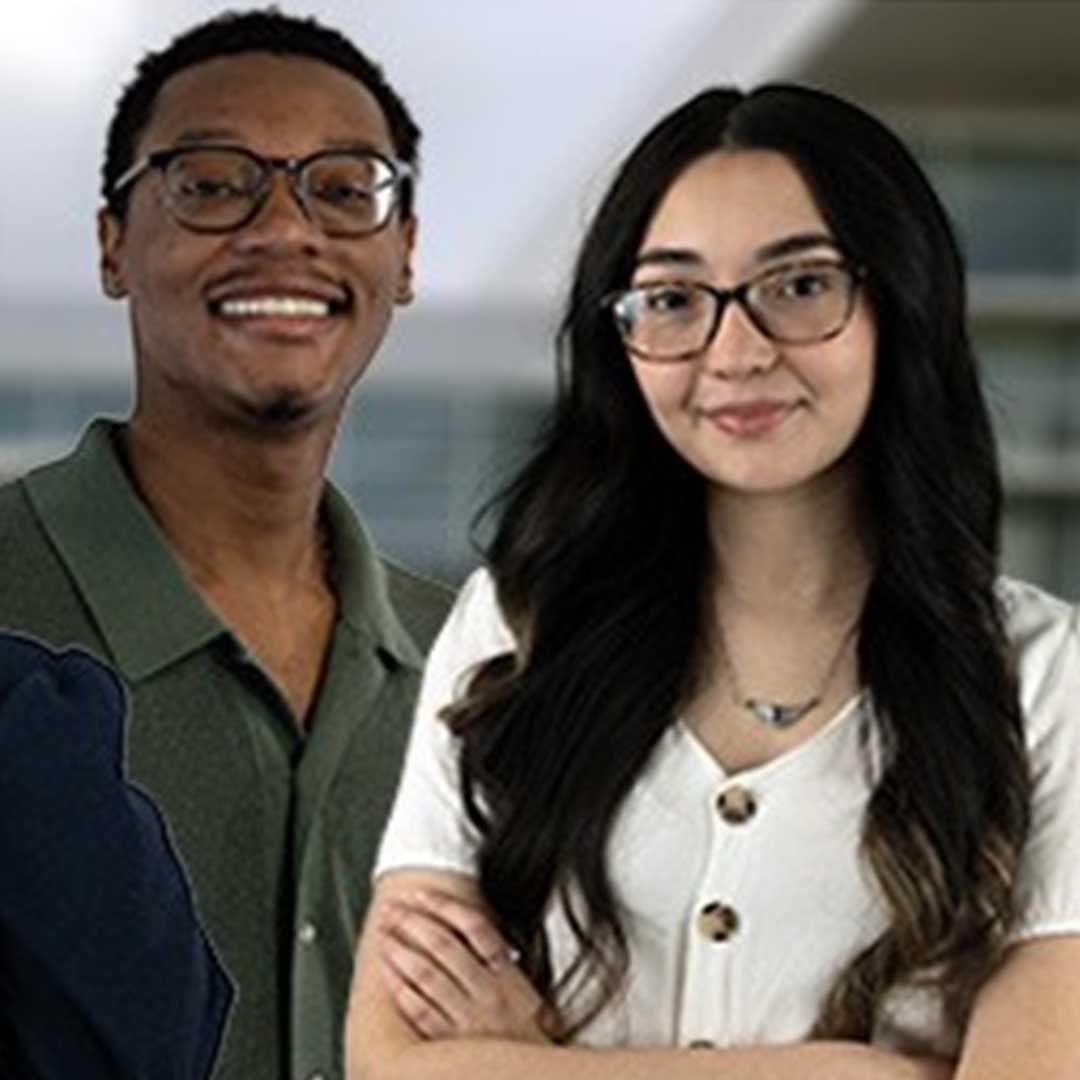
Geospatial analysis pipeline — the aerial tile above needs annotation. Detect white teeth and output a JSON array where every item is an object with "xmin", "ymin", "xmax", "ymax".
[{"xmin": 217, "ymin": 296, "xmax": 332, "ymax": 318}]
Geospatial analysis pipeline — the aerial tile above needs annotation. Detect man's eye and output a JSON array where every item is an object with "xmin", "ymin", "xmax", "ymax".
[
  {"xmin": 179, "ymin": 177, "xmax": 244, "ymax": 198},
  {"xmin": 313, "ymin": 180, "xmax": 373, "ymax": 207}
]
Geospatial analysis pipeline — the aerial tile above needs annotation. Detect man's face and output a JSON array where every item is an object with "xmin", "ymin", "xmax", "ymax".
[{"xmin": 98, "ymin": 51, "xmax": 416, "ymax": 434}]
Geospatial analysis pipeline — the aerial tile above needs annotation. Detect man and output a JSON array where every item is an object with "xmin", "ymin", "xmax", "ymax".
[
  {"xmin": 0, "ymin": 10, "xmax": 452, "ymax": 1079},
  {"xmin": 0, "ymin": 633, "xmax": 232, "ymax": 1079}
]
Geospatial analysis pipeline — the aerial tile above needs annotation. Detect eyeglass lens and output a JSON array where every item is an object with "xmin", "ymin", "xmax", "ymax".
[
  {"xmin": 162, "ymin": 148, "xmax": 398, "ymax": 234},
  {"xmin": 615, "ymin": 263, "xmax": 857, "ymax": 359}
]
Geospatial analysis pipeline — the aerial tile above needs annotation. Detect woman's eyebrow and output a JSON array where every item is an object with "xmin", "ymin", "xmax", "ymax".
[
  {"xmin": 633, "ymin": 247, "xmax": 705, "ymax": 271},
  {"xmin": 752, "ymin": 232, "xmax": 840, "ymax": 263},
  {"xmin": 633, "ymin": 233, "xmax": 840, "ymax": 275}
]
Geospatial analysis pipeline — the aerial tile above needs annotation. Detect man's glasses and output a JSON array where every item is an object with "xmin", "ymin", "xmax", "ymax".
[
  {"xmin": 605, "ymin": 260, "xmax": 866, "ymax": 362},
  {"xmin": 111, "ymin": 144, "xmax": 413, "ymax": 237}
]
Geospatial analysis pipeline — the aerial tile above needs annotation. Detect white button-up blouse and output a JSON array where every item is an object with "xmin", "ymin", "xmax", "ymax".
[{"xmin": 374, "ymin": 569, "xmax": 1080, "ymax": 1056}]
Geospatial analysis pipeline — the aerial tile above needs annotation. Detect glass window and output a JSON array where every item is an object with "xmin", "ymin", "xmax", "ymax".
[{"xmin": 924, "ymin": 151, "xmax": 1080, "ymax": 277}]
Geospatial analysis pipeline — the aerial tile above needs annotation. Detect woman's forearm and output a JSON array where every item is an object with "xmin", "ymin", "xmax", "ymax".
[
  {"xmin": 348, "ymin": 876, "xmax": 952, "ymax": 1080},
  {"xmin": 356, "ymin": 1037, "xmax": 951, "ymax": 1080}
]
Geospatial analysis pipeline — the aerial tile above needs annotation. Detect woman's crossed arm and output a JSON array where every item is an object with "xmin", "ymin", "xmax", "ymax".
[{"xmin": 345, "ymin": 869, "xmax": 959, "ymax": 1080}]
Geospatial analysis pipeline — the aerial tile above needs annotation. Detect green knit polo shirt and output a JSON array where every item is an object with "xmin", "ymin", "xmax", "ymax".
[{"xmin": 0, "ymin": 419, "xmax": 454, "ymax": 1080}]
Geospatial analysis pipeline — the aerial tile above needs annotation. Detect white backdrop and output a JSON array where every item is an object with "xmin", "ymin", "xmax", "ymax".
[{"xmin": 0, "ymin": 0, "xmax": 855, "ymax": 307}]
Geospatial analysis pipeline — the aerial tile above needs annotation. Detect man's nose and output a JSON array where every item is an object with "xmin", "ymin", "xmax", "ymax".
[
  {"xmin": 696, "ymin": 298, "xmax": 779, "ymax": 379},
  {"xmin": 230, "ymin": 171, "xmax": 324, "ymax": 254}
]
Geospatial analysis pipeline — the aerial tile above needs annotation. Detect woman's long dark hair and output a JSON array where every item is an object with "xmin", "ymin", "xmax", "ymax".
[{"xmin": 445, "ymin": 85, "xmax": 1031, "ymax": 1039}]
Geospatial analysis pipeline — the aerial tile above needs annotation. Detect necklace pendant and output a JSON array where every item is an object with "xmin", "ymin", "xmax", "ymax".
[{"xmin": 745, "ymin": 697, "xmax": 820, "ymax": 729}]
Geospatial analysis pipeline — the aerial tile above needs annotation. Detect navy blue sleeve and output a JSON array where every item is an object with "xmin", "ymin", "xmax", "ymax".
[{"xmin": 0, "ymin": 633, "xmax": 233, "ymax": 1080}]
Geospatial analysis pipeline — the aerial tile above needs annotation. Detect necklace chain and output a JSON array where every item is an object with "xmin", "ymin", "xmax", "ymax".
[{"xmin": 715, "ymin": 615, "xmax": 860, "ymax": 730}]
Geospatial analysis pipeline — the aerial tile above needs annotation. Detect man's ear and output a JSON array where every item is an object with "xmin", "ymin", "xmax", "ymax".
[
  {"xmin": 394, "ymin": 214, "xmax": 417, "ymax": 306},
  {"xmin": 97, "ymin": 208, "xmax": 128, "ymax": 300}
]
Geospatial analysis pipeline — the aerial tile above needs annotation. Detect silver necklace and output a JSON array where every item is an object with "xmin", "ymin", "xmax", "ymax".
[{"xmin": 715, "ymin": 616, "xmax": 859, "ymax": 730}]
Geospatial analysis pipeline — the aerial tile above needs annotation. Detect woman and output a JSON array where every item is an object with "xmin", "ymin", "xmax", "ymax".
[
  {"xmin": 346, "ymin": 85, "xmax": 1080, "ymax": 1078},
  {"xmin": 0, "ymin": 633, "xmax": 232, "ymax": 1079}
]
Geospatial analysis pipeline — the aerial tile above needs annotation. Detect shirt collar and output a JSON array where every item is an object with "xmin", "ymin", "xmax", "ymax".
[
  {"xmin": 23, "ymin": 420, "xmax": 223, "ymax": 682},
  {"xmin": 321, "ymin": 482, "xmax": 424, "ymax": 671},
  {"xmin": 23, "ymin": 419, "xmax": 423, "ymax": 681}
]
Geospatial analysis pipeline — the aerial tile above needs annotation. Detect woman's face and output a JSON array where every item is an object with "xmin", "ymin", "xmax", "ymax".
[{"xmin": 625, "ymin": 149, "xmax": 876, "ymax": 499}]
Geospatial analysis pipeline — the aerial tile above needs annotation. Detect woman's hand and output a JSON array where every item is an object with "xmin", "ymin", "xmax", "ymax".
[
  {"xmin": 375, "ymin": 887, "xmax": 552, "ymax": 1043},
  {"xmin": 368, "ymin": 885, "xmax": 957, "ymax": 1080}
]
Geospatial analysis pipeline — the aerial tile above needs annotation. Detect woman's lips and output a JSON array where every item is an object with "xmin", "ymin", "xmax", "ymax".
[{"xmin": 701, "ymin": 400, "xmax": 797, "ymax": 437}]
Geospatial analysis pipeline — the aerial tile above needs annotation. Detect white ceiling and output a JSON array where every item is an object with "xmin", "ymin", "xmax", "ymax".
[{"xmin": 0, "ymin": 0, "xmax": 855, "ymax": 307}]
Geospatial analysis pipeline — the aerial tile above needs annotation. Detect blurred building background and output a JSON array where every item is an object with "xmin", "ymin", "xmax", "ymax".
[{"xmin": 1, "ymin": 0, "xmax": 1078, "ymax": 591}]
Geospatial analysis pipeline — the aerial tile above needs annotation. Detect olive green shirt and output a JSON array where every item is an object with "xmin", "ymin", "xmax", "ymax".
[{"xmin": 0, "ymin": 420, "xmax": 454, "ymax": 1080}]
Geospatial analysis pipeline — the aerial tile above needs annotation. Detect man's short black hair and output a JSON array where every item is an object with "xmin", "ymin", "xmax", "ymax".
[{"xmin": 102, "ymin": 7, "xmax": 421, "ymax": 219}]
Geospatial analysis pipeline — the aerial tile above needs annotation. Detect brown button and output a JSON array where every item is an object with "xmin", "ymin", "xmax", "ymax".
[
  {"xmin": 688, "ymin": 1039, "xmax": 715, "ymax": 1049},
  {"xmin": 717, "ymin": 784, "xmax": 757, "ymax": 824},
  {"xmin": 696, "ymin": 900, "xmax": 739, "ymax": 942}
]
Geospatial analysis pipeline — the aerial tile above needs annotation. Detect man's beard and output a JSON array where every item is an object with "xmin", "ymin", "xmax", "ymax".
[{"xmin": 240, "ymin": 389, "xmax": 314, "ymax": 430}]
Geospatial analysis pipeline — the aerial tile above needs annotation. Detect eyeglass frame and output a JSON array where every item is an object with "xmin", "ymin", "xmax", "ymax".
[
  {"xmin": 603, "ymin": 259, "xmax": 868, "ymax": 362},
  {"xmin": 109, "ymin": 143, "xmax": 414, "ymax": 237}
]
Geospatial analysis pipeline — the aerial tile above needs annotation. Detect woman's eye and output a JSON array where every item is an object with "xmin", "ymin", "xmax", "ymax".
[
  {"xmin": 776, "ymin": 269, "xmax": 838, "ymax": 300},
  {"xmin": 643, "ymin": 287, "xmax": 695, "ymax": 314}
]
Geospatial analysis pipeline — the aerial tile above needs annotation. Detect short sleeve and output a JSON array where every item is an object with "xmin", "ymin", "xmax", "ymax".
[
  {"xmin": 1002, "ymin": 581, "xmax": 1080, "ymax": 942},
  {"xmin": 373, "ymin": 568, "xmax": 515, "ymax": 881}
]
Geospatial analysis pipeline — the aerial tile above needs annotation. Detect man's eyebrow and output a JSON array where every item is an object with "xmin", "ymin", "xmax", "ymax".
[
  {"xmin": 167, "ymin": 132, "xmax": 389, "ymax": 154},
  {"xmin": 322, "ymin": 138, "xmax": 387, "ymax": 153},
  {"xmin": 171, "ymin": 128, "xmax": 243, "ymax": 144}
]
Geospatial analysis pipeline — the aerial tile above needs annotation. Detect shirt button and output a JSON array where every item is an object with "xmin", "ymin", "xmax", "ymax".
[
  {"xmin": 298, "ymin": 921, "xmax": 318, "ymax": 946},
  {"xmin": 307, "ymin": 1073, "xmax": 326, "ymax": 1080},
  {"xmin": 696, "ymin": 900, "xmax": 739, "ymax": 942},
  {"xmin": 716, "ymin": 784, "xmax": 757, "ymax": 824}
]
